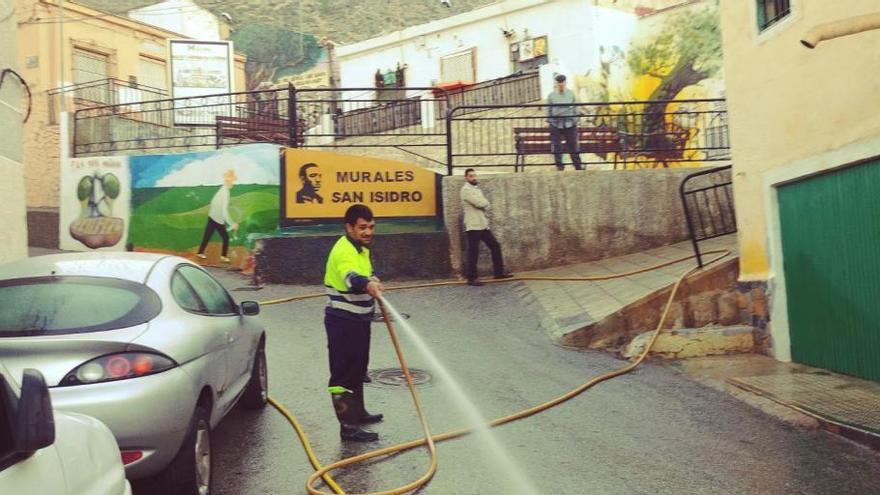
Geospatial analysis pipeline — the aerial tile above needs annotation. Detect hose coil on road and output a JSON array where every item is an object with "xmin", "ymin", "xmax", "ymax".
[{"xmin": 262, "ymin": 250, "xmax": 731, "ymax": 495}]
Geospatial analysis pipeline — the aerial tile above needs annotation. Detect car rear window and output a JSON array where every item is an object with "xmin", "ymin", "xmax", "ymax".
[{"xmin": 0, "ymin": 276, "xmax": 161, "ymax": 336}]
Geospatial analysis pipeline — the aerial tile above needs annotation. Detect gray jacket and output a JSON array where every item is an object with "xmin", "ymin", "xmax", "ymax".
[
  {"xmin": 547, "ymin": 89, "xmax": 579, "ymax": 128},
  {"xmin": 460, "ymin": 182, "xmax": 490, "ymax": 231}
]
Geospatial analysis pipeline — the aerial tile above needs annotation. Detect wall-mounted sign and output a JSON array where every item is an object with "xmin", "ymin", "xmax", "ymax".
[
  {"xmin": 517, "ymin": 35, "xmax": 548, "ymax": 62},
  {"xmin": 374, "ymin": 64, "xmax": 407, "ymax": 88},
  {"xmin": 281, "ymin": 149, "xmax": 440, "ymax": 225},
  {"xmin": 169, "ymin": 40, "xmax": 234, "ymax": 125},
  {"xmin": 60, "ymin": 156, "xmax": 131, "ymax": 252}
]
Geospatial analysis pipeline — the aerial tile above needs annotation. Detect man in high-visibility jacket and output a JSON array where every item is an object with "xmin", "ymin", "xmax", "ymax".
[{"xmin": 324, "ymin": 204, "xmax": 385, "ymax": 442}]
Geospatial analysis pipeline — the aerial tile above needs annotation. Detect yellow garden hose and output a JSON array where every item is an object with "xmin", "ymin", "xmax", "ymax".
[{"xmin": 264, "ymin": 249, "xmax": 731, "ymax": 495}]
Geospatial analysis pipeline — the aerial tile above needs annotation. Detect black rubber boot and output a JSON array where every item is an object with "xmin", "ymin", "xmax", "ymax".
[
  {"xmin": 352, "ymin": 384, "xmax": 383, "ymax": 425},
  {"xmin": 340, "ymin": 423, "xmax": 379, "ymax": 442},
  {"xmin": 332, "ymin": 392, "xmax": 379, "ymax": 442}
]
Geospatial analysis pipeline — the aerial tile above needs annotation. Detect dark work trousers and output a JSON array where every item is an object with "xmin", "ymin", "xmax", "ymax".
[
  {"xmin": 466, "ymin": 229, "xmax": 505, "ymax": 281},
  {"xmin": 325, "ymin": 313, "xmax": 372, "ymax": 396},
  {"xmin": 198, "ymin": 218, "xmax": 229, "ymax": 256},
  {"xmin": 550, "ymin": 125, "xmax": 583, "ymax": 171}
]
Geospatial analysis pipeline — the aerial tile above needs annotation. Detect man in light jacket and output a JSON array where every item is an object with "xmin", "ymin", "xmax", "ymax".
[{"xmin": 460, "ymin": 168, "xmax": 513, "ymax": 286}]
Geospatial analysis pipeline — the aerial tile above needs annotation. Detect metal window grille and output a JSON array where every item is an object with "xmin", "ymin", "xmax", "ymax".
[
  {"xmin": 757, "ymin": 0, "xmax": 791, "ymax": 30},
  {"xmin": 72, "ymin": 49, "xmax": 110, "ymax": 104},
  {"xmin": 72, "ymin": 49, "xmax": 108, "ymax": 85},
  {"xmin": 139, "ymin": 58, "xmax": 167, "ymax": 92}
]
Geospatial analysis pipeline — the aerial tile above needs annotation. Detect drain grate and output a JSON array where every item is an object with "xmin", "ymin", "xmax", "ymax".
[
  {"xmin": 367, "ymin": 368, "xmax": 431, "ymax": 387},
  {"xmin": 372, "ymin": 312, "xmax": 410, "ymax": 323}
]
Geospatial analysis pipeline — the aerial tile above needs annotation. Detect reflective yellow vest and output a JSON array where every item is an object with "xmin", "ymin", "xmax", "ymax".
[{"xmin": 324, "ymin": 236, "xmax": 374, "ymax": 320}]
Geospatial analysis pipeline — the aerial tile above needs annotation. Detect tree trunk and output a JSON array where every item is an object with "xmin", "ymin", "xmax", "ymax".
[{"xmin": 641, "ymin": 58, "xmax": 708, "ymax": 151}]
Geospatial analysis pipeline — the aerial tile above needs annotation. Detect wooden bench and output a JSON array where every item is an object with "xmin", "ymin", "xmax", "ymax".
[
  {"xmin": 513, "ymin": 126, "xmax": 623, "ymax": 172},
  {"xmin": 215, "ymin": 115, "xmax": 304, "ymax": 147}
]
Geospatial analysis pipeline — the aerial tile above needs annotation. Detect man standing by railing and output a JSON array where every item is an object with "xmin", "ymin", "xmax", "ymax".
[{"xmin": 547, "ymin": 74, "xmax": 583, "ymax": 171}]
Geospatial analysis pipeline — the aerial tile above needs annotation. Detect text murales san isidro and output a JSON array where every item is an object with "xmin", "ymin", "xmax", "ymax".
[{"xmin": 332, "ymin": 170, "xmax": 425, "ymax": 204}]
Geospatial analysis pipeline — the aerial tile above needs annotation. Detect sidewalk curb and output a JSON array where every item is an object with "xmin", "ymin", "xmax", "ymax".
[{"xmin": 728, "ymin": 378, "xmax": 880, "ymax": 452}]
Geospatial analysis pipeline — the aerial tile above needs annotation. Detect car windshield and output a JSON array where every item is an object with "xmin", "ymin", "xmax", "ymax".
[{"xmin": 0, "ymin": 276, "xmax": 161, "ymax": 336}]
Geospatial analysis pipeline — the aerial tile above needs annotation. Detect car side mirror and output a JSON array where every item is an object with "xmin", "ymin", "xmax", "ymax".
[
  {"xmin": 240, "ymin": 301, "xmax": 260, "ymax": 316},
  {"xmin": 15, "ymin": 369, "xmax": 55, "ymax": 453}
]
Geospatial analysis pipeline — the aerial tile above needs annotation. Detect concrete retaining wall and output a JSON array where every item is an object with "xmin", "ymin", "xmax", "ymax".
[
  {"xmin": 442, "ymin": 169, "xmax": 695, "ymax": 275},
  {"xmin": 254, "ymin": 231, "xmax": 452, "ymax": 285}
]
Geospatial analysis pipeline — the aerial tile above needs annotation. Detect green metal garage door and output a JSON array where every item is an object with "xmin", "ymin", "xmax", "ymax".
[{"xmin": 778, "ymin": 157, "xmax": 880, "ymax": 383}]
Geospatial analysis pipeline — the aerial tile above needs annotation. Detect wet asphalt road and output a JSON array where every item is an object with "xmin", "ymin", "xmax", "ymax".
[{"xmin": 163, "ymin": 271, "xmax": 880, "ymax": 495}]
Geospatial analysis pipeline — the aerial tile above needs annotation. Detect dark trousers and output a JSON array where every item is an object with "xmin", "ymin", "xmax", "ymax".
[
  {"xmin": 550, "ymin": 125, "xmax": 583, "ymax": 170},
  {"xmin": 466, "ymin": 229, "xmax": 505, "ymax": 280},
  {"xmin": 198, "ymin": 218, "xmax": 229, "ymax": 256},
  {"xmin": 325, "ymin": 313, "xmax": 371, "ymax": 393}
]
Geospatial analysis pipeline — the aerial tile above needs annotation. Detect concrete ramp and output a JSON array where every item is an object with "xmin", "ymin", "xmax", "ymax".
[{"xmin": 516, "ymin": 235, "xmax": 741, "ymax": 353}]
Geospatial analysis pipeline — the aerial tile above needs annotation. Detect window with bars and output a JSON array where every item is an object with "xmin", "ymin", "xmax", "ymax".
[
  {"xmin": 72, "ymin": 48, "xmax": 109, "ymax": 85},
  {"xmin": 440, "ymin": 49, "xmax": 476, "ymax": 83},
  {"xmin": 139, "ymin": 57, "xmax": 167, "ymax": 92},
  {"xmin": 757, "ymin": 0, "xmax": 791, "ymax": 31}
]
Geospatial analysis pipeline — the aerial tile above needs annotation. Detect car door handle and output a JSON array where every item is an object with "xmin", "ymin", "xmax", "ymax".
[{"xmin": 226, "ymin": 332, "xmax": 236, "ymax": 344}]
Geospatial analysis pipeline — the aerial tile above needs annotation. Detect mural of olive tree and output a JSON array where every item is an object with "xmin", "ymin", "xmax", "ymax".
[
  {"xmin": 230, "ymin": 24, "xmax": 323, "ymax": 91},
  {"xmin": 626, "ymin": 7, "xmax": 723, "ymax": 139}
]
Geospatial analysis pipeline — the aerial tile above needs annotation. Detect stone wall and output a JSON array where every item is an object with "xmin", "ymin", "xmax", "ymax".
[{"xmin": 443, "ymin": 168, "xmax": 695, "ymax": 275}]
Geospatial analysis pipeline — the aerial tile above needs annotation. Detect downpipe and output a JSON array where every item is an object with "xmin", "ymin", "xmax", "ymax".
[{"xmin": 801, "ymin": 12, "xmax": 880, "ymax": 49}]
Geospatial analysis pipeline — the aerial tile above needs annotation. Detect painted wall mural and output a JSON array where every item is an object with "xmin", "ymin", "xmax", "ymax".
[
  {"xmin": 128, "ymin": 144, "xmax": 281, "ymax": 267},
  {"xmin": 230, "ymin": 24, "xmax": 331, "ymax": 91},
  {"xmin": 575, "ymin": 2, "xmax": 725, "ymax": 168},
  {"xmin": 60, "ymin": 156, "xmax": 131, "ymax": 252}
]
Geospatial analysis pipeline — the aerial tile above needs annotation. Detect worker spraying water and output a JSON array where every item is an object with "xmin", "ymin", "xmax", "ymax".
[
  {"xmin": 323, "ymin": 204, "xmax": 385, "ymax": 442},
  {"xmin": 265, "ymin": 204, "xmax": 731, "ymax": 494}
]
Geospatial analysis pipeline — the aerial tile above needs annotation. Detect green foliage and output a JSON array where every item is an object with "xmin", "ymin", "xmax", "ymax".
[
  {"xmin": 230, "ymin": 24, "xmax": 309, "ymax": 69},
  {"xmin": 627, "ymin": 8, "xmax": 722, "ymax": 80}
]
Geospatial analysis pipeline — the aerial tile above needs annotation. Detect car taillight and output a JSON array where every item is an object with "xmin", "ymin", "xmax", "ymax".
[
  {"xmin": 121, "ymin": 451, "xmax": 144, "ymax": 465},
  {"xmin": 61, "ymin": 352, "xmax": 176, "ymax": 386}
]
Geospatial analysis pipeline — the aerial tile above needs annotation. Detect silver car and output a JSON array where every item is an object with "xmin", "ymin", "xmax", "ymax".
[{"xmin": 0, "ymin": 253, "xmax": 268, "ymax": 495}]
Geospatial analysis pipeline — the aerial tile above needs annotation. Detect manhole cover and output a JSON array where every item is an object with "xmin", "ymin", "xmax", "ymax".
[
  {"xmin": 372, "ymin": 312, "xmax": 410, "ymax": 323},
  {"xmin": 367, "ymin": 368, "xmax": 431, "ymax": 387}
]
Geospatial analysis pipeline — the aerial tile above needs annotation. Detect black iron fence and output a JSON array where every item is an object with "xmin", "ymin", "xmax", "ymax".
[
  {"xmin": 437, "ymin": 72, "xmax": 541, "ymax": 117},
  {"xmin": 679, "ymin": 165, "xmax": 736, "ymax": 267},
  {"xmin": 445, "ymin": 98, "xmax": 731, "ymax": 174},
  {"xmin": 72, "ymin": 82, "xmax": 732, "ymax": 178},
  {"xmin": 48, "ymin": 78, "xmax": 167, "ymax": 124},
  {"xmin": 73, "ymin": 85, "xmax": 454, "ymax": 158}
]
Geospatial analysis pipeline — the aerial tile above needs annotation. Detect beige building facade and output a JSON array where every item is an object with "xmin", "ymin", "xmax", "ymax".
[
  {"xmin": 720, "ymin": 1, "xmax": 880, "ymax": 372},
  {"xmin": 1, "ymin": 0, "xmax": 28, "ymax": 263},
  {"xmin": 16, "ymin": 0, "xmax": 245, "ymax": 247}
]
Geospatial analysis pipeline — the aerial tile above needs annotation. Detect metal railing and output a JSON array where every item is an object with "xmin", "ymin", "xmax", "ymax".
[
  {"xmin": 49, "ymin": 78, "xmax": 167, "ymax": 123},
  {"xmin": 445, "ymin": 98, "xmax": 731, "ymax": 174},
  {"xmin": 679, "ymin": 165, "xmax": 736, "ymax": 267},
  {"xmin": 436, "ymin": 71, "xmax": 541, "ymax": 117},
  {"xmin": 73, "ymin": 85, "xmax": 452, "ymax": 158}
]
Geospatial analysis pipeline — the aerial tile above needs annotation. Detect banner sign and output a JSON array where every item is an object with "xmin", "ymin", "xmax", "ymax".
[
  {"xmin": 169, "ymin": 40, "xmax": 234, "ymax": 125},
  {"xmin": 281, "ymin": 149, "xmax": 440, "ymax": 225}
]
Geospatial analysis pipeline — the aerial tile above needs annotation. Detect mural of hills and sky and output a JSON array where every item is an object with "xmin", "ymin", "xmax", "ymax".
[{"xmin": 129, "ymin": 144, "xmax": 280, "ymax": 253}]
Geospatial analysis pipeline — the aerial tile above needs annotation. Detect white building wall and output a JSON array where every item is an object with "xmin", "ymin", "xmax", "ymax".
[
  {"xmin": 129, "ymin": 0, "xmax": 223, "ymax": 41},
  {"xmin": 337, "ymin": 0, "xmax": 638, "ymax": 98}
]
